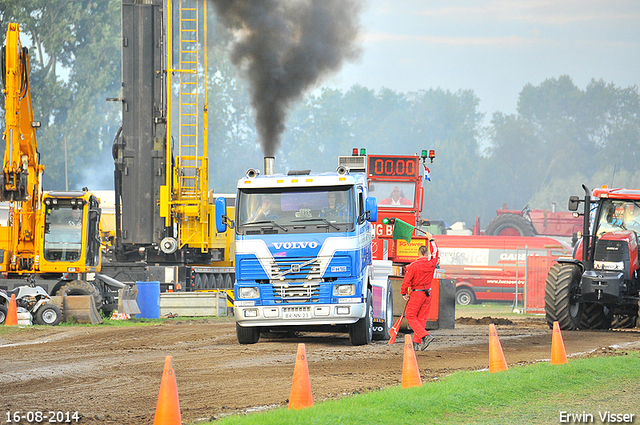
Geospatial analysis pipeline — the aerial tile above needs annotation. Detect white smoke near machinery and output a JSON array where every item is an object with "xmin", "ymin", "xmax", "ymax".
[{"xmin": 209, "ymin": 0, "xmax": 363, "ymax": 157}]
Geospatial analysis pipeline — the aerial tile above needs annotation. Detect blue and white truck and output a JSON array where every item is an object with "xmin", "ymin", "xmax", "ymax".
[{"xmin": 215, "ymin": 156, "xmax": 393, "ymax": 345}]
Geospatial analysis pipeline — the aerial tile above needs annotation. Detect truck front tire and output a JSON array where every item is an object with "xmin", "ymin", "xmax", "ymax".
[
  {"xmin": 349, "ymin": 289, "xmax": 373, "ymax": 346},
  {"xmin": 236, "ymin": 322, "xmax": 260, "ymax": 344}
]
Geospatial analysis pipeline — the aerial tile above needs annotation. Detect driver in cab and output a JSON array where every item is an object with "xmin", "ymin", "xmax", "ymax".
[
  {"xmin": 249, "ymin": 195, "xmax": 280, "ymax": 222},
  {"xmin": 319, "ymin": 192, "xmax": 347, "ymax": 218},
  {"xmin": 69, "ymin": 208, "xmax": 82, "ymax": 227}
]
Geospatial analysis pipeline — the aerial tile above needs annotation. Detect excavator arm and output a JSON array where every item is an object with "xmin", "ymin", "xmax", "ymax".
[{"xmin": 1, "ymin": 23, "xmax": 43, "ymax": 202}]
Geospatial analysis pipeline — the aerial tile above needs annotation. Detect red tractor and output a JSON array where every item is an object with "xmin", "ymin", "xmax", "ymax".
[
  {"xmin": 545, "ymin": 185, "xmax": 640, "ymax": 330},
  {"xmin": 484, "ymin": 204, "xmax": 582, "ymax": 238}
]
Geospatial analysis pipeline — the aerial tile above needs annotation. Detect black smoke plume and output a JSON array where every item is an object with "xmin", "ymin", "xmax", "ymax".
[{"xmin": 209, "ymin": 0, "xmax": 363, "ymax": 157}]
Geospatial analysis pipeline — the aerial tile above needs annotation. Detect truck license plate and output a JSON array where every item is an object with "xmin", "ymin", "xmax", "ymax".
[{"xmin": 283, "ymin": 311, "xmax": 311, "ymax": 319}]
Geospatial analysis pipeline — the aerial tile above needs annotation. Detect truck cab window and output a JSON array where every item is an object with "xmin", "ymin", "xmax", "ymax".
[{"xmin": 237, "ymin": 187, "xmax": 355, "ymax": 234}]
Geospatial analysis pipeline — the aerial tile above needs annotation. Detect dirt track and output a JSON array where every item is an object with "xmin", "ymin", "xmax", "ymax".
[{"xmin": 1, "ymin": 315, "xmax": 639, "ymax": 424}]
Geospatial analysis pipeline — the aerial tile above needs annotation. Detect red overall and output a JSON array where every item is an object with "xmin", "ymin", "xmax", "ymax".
[{"xmin": 400, "ymin": 239, "xmax": 439, "ymax": 344}]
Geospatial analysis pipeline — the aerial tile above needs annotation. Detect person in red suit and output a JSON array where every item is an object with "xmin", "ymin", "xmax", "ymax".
[
  {"xmin": 379, "ymin": 186, "xmax": 412, "ymax": 206},
  {"xmin": 400, "ymin": 235, "xmax": 439, "ymax": 350}
]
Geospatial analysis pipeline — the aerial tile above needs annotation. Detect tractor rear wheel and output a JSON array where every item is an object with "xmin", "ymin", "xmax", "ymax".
[
  {"xmin": 545, "ymin": 263, "xmax": 583, "ymax": 330},
  {"xmin": 580, "ymin": 303, "xmax": 612, "ymax": 330},
  {"xmin": 484, "ymin": 213, "xmax": 536, "ymax": 236},
  {"xmin": 612, "ymin": 314, "xmax": 637, "ymax": 329}
]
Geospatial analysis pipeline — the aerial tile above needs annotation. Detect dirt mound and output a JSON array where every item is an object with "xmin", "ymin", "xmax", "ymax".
[{"xmin": 456, "ymin": 316, "xmax": 514, "ymax": 326}]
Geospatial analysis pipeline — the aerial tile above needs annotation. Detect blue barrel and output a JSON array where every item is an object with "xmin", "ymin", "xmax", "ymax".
[{"xmin": 136, "ymin": 281, "xmax": 160, "ymax": 319}]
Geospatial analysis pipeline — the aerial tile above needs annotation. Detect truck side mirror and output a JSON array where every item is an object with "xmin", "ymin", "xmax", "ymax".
[
  {"xmin": 215, "ymin": 197, "xmax": 227, "ymax": 233},
  {"xmin": 366, "ymin": 197, "xmax": 378, "ymax": 222},
  {"xmin": 568, "ymin": 196, "xmax": 580, "ymax": 212}
]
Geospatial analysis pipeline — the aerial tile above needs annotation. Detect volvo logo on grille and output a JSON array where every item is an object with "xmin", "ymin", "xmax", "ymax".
[
  {"xmin": 273, "ymin": 241, "xmax": 318, "ymax": 249},
  {"xmin": 291, "ymin": 264, "xmax": 301, "ymax": 273}
]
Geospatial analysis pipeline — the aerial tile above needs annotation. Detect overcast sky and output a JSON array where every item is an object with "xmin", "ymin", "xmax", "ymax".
[{"xmin": 322, "ymin": 0, "xmax": 640, "ymax": 121}]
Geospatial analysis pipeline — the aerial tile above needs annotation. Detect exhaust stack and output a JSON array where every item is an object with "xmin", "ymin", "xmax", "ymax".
[{"xmin": 264, "ymin": 157, "xmax": 275, "ymax": 175}]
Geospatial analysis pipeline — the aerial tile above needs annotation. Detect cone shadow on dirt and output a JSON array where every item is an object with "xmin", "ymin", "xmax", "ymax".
[
  {"xmin": 153, "ymin": 355, "xmax": 182, "ymax": 425},
  {"xmin": 551, "ymin": 321, "xmax": 568, "ymax": 365},
  {"xmin": 289, "ymin": 343, "xmax": 314, "ymax": 410},
  {"xmin": 5, "ymin": 293, "xmax": 18, "ymax": 326},
  {"xmin": 489, "ymin": 323, "xmax": 508, "ymax": 373},
  {"xmin": 401, "ymin": 334, "xmax": 423, "ymax": 388}
]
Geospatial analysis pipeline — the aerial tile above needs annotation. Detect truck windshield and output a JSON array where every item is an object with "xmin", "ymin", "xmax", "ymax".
[
  {"xmin": 596, "ymin": 199, "xmax": 640, "ymax": 236},
  {"xmin": 237, "ymin": 187, "xmax": 354, "ymax": 234},
  {"xmin": 369, "ymin": 181, "xmax": 415, "ymax": 208},
  {"xmin": 43, "ymin": 206, "xmax": 83, "ymax": 262}
]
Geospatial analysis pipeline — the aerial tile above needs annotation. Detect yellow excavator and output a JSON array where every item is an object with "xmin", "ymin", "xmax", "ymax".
[{"xmin": 0, "ymin": 23, "xmax": 138, "ymax": 323}]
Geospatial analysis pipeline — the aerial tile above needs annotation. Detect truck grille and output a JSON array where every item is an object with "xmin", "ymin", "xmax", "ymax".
[
  {"xmin": 270, "ymin": 257, "xmax": 321, "ymax": 279},
  {"xmin": 271, "ymin": 281, "xmax": 321, "ymax": 303}
]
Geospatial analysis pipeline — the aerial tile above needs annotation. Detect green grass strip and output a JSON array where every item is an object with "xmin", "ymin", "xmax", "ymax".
[{"xmin": 209, "ymin": 352, "xmax": 640, "ymax": 425}]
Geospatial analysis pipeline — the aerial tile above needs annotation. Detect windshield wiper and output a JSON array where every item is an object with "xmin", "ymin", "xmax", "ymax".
[
  {"xmin": 244, "ymin": 220, "xmax": 288, "ymax": 232},
  {"xmin": 291, "ymin": 218, "xmax": 339, "ymax": 231}
]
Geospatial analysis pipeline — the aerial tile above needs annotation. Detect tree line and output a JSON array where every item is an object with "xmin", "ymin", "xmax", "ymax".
[{"xmin": 1, "ymin": 2, "xmax": 639, "ymax": 227}]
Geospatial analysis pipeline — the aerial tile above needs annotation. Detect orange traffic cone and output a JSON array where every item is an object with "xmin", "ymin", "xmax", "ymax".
[
  {"xmin": 401, "ymin": 334, "xmax": 423, "ymax": 388},
  {"xmin": 288, "ymin": 343, "xmax": 313, "ymax": 410},
  {"xmin": 153, "ymin": 356, "xmax": 182, "ymax": 425},
  {"xmin": 489, "ymin": 324, "xmax": 508, "ymax": 373},
  {"xmin": 5, "ymin": 294, "xmax": 18, "ymax": 326},
  {"xmin": 551, "ymin": 321, "xmax": 568, "ymax": 365}
]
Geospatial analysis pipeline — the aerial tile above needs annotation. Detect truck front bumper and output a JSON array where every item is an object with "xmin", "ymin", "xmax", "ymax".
[{"xmin": 234, "ymin": 302, "xmax": 366, "ymax": 327}]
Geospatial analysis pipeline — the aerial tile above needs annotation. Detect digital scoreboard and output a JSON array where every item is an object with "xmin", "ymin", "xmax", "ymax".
[{"xmin": 367, "ymin": 155, "xmax": 419, "ymax": 178}]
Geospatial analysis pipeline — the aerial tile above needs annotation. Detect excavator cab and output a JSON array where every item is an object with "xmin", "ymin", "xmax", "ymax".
[{"xmin": 39, "ymin": 191, "xmax": 102, "ymax": 273}]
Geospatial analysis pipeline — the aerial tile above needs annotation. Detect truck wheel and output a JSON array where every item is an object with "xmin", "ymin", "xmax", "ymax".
[
  {"xmin": 0, "ymin": 304, "xmax": 7, "ymax": 324},
  {"xmin": 35, "ymin": 304, "xmax": 62, "ymax": 326},
  {"xmin": 455, "ymin": 287, "xmax": 475, "ymax": 306},
  {"xmin": 484, "ymin": 213, "xmax": 536, "ymax": 237},
  {"xmin": 349, "ymin": 289, "xmax": 373, "ymax": 346},
  {"xmin": 544, "ymin": 263, "xmax": 583, "ymax": 330},
  {"xmin": 580, "ymin": 303, "xmax": 612, "ymax": 330},
  {"xmin": 373, "ymin": 288, "xmax": 393, "ymax": 341},
  {"xmin": 56, "ymin": 280, "xmax": 103, "ymax": 307},
  {"xmin": 236, "ymin": 322, "xmax": 260, "ymax": 344}
]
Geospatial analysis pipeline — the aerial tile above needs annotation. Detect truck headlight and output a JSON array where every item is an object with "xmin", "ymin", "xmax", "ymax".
[
  {"xmin": 333, "ymin": 284, "xmax": 355, "ymax": 296},
  {"xmin": 239, "ymin": 287, "xmax": 259, "ymax": 299},
  {"xmin": 594, "ymin": 261, "xmax": 624, "ymax": 271}
]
